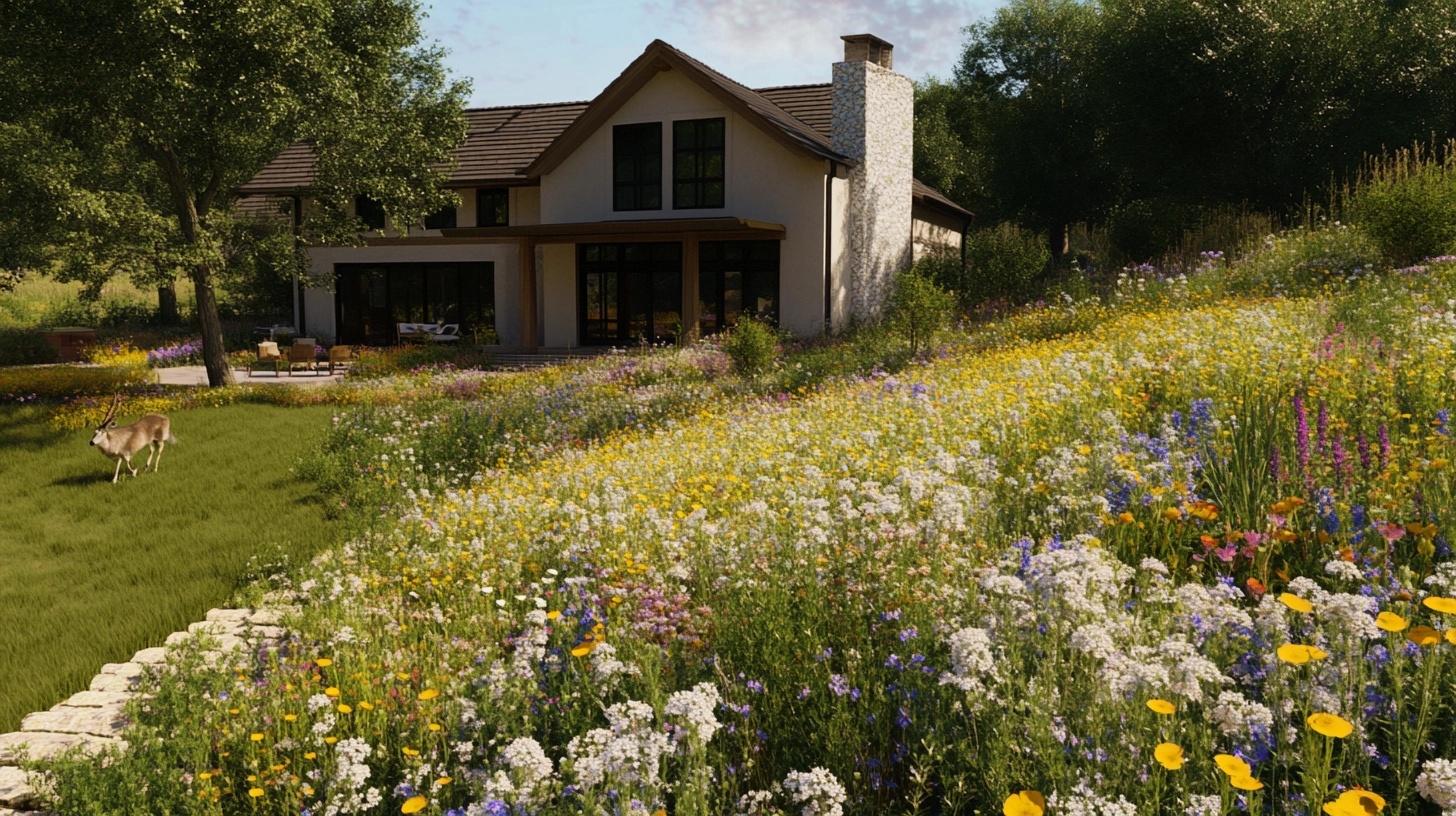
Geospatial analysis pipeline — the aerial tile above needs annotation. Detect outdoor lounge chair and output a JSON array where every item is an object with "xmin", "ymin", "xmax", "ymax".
[
  {"xmin": 327, "ymin": 344, "xmax": 353, "ymax": 375},
  {"xmin": 427, "ymin": 323, "xmax": 461, "ymax": 343},
  {"xmin": 287, "ymin": 339, "xmax": 319, "ymax": 375},
  {"xmin": 249, "ymin": 341, "xmax": 283, "ymax": 377}
]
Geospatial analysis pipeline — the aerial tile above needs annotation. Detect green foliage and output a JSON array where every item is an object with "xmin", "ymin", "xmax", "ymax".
[
  {"xmin": 721, "ymin": 314, "xmax": 782, "ymax": 378},
  {"xmin": 886, "ymin": 268, "xmax": 956, "ymax": 355},
  {"xmin": 1224, "ymin": 223, "xmax": 1382, "ymax": 295},
  {"xmin": 1340, "ymin": 141, "xmax": 1456, "ymax": 267},
  {"xmin": 0, "ymin": 403, "xmax": 334, "ymax": 732},
  {"xmin": 0, "ymin": 0, "xmax": 470, "ymax": 385},
  {"xmin": 964, "ymin": 223, "xmax": 1049, "ymax": 305},
  {"xmin": 0, "ymin": 329, "xmax": 59, "ymax": 367}
]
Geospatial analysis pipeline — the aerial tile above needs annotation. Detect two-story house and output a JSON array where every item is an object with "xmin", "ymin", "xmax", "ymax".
[{"xmin": 241, "ymin": 34, "xmax": 971, "ymax": 349}]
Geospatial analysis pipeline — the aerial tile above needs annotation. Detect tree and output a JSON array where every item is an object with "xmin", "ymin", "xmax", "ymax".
[
  {"xmin": 954, "ymin": 0, "xmax": 1110, "ymax": 266},
  {"xmin": 0, "ymin": 0, "xmax": 468, "ymax": 386}
]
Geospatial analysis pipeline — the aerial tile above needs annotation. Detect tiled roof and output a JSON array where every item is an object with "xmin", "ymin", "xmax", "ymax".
[{"xmin": 237, "ymin": 42, "xmax": 971, "ymax": 220}]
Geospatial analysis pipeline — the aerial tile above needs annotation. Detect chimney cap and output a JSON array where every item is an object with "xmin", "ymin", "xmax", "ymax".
[{"xmin": 841, "ymin": 33, "xmax": 894, "ymax": 69}]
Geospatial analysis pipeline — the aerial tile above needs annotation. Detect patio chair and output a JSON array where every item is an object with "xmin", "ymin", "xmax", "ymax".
[
  {"xmin": 287, "ymin": 338, "xmax": 319, "ymax": 375},
  {"xmin": 327, "ymin": 344, "xmax": 354, "ymax": 375},
  {"xmin": 249, "ymin": 341, "xmax": 283, "ymax": 377},
  {"xmin": 428, "ymin": 323, "xmax": 461, "ymax": 343}
]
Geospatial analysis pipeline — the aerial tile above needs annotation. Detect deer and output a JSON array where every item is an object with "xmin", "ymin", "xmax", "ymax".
[{"xmin": 89, "ymin": 395, "xmax": 176, "ymax": 483}]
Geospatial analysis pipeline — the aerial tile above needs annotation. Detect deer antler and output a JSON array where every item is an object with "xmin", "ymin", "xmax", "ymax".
[{"xmin": 98, "ymin": 394, "xmax": 121, "ymax": 427}]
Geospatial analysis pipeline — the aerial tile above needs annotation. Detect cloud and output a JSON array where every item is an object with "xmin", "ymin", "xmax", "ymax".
[{"xmin": 645, "ymin": 0, "xmax": 991, "ymax": 82}]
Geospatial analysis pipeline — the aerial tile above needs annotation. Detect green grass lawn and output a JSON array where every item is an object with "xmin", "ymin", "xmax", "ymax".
[{"xmin": 0, "ymin": 402, "xmax": 336, "ymax": 732}]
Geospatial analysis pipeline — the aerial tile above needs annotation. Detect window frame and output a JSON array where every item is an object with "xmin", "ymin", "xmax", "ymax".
[
  {"xmin": 612, "ymin": 122, "xmax": 663, "ymax": 212},
  {"xmin": 476, "ymin": 188, "xmax": 509, "ymax": 227},
  {"xmin": 424, "ymin": 204, "xmax": 457, "ymax": 230},
  {"xmin": 672, "ymin": 117, "xmax": 726, "ymax": 210},
  {"xmin": 354, "ymin": 195, "xmax": 386, "ymax": 231}
]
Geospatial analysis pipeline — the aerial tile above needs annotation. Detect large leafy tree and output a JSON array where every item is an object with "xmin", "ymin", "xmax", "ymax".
[
  {"xmin": 0, "ymin": 0, "xmax": 468, "ymax": 385},
  {"xmin": 953, "ymin": 0, "xmax": 1110, "ymax": 265}
]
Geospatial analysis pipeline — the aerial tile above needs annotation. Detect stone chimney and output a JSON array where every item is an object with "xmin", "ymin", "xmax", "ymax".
[{"xmin": 832, "ymin": 34, "xmax": 913, "ymax": 322}]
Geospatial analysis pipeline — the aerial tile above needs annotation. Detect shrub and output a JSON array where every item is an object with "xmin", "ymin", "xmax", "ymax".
[
  {"xmin": 963, "ymin": 223, "xmax": 1048, "ymax": 306},
  {"xmin": 1341, "ymin": 140, "xmax": 1456, "ymax": 267},
  {"xmin": 0, "ymin": 329, "xmax": 60, "ymax": 367},
  {"xmin": 886, "ymin": 268, "xmax": 955, "ymax": 355},
  {"xmin": 721, "ymin": 314, "xmax": 781, "ymax": 378},
  {"xmin": 1224, "ymin": 223, "xmax": 1381, "ymax": 295}
]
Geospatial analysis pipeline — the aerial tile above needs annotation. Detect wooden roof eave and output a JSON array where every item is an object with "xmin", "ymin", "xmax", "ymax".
[
  {"xmin": 435, "ymin": 216, "xmax": 786, "ymax": 243},
  {"xmin": 524, "ymin": 42, "xmax": 853, "ymax": 179}
]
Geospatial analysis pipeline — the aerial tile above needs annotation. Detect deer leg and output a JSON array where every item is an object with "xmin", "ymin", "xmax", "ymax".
[
  {"xmin": 112, "ymin": 457, "xmax": 123, "ymax": 483},
  {"xmin": 152, "ymin": 440, "xmax": 164, "ymax": 472},
  {"xmin": 124, "ymin": 455, "xmax": 138, "ymax": 479}
]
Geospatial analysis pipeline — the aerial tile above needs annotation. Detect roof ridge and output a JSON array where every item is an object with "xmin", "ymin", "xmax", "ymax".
[
  {"xmin": 463, "ymin": 99, "xmax": 592, "ymax": 113},
  {"xmin": 754, "ymin": 82, "xmax": 832, "ymax": 91}
]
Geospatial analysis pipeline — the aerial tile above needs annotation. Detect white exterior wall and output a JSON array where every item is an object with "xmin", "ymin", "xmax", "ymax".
[
  {"xmin": 911, "ymin": 205, "xmax": 966, "ymax": 263},
  {"xmin": 301, "ymin": 243, "xmax": 519, "ymax": 345},
  {"xmin": 539, "ymin": 69, "xmax": 832, "ymax": 337}
]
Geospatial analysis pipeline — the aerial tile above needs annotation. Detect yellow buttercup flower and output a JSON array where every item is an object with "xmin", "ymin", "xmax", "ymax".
[
  {"xmin": 402, "ymin": 796, "xmax": 427, "ymax": 814},
  {"xmin": 1003, "ymin": 790, "xmax": 1046, "ymax": 816},
  {"xmin": 1408, "ymin": 625, "xmax": 1440, "ymax": 646},
  {"xmin": 1424, "ymin": 597, "xmax": 1456, "ymax": 614},
  {"xmin": 315, "ymin": 658, "xmax": 333, "ymax": 667},
  {"xmin": 249, "ymin": 732, "xmax": 264, "ymax": 742},
  {"xmin": 1215, "ymin": 754, "xmax": 1251, "ymax": 778},
  {"xmin": 1376, "ymin": 612, "xmax": 1408, "ymax": 632},
  {"xmin": 1280, "ymin": 593, "xmax": 1314, "ymax": 613},
  {"xmin": 1277, "ymin": 644, "xmax": 1330, "ymax": 664},
  {"xmin": 417, "ymin": 689, "xmax": 440, "ymax": 701},
  {"xmin": 1154, "ymin": 742, "xmax": 1185, "ymax": 770},
  {"xmin": 324, "ymin": 686, "xmax": 341, "ymax": 698},
  {"xmin": 1146, "ymin": 698, "xmax": 1176, "ymax": 715},
  {"xmin": 1307, "ymin": 712, "xmax": 1354, "ymax": 738},
  {"xmin": 248, "ymin": 788, "xmax": 264, "ymax": 798},
  {"xmin": 1230, "ymin": 774, "xmax": 1264, "ymax": 791}
]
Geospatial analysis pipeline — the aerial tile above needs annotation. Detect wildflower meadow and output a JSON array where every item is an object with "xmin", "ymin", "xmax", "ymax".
[{"xmin": 36, "ymin": 241, "xmax": 1456, "ymax": 816}]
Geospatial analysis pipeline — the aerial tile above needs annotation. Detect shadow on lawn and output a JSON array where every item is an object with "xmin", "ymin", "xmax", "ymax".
[
  {"xmin": 0, "ymin": 407, "xmax": 69, "ymax": 450},
  {"xmin": 50, "ymin": 471, "xmax": 116, "ymax": 487}
]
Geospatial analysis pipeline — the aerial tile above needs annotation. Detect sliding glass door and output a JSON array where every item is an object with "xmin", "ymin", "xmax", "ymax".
[
  {"xmin": 334, "ymin": 262, "xmax": 494, "ymax": 345},
  {"xmin": 578, "ymin": 243, "xmax": 682, "ymax": 346}
]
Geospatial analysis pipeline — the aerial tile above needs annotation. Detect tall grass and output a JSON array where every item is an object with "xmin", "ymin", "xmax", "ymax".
[{"xmin": 0, "ymin": 403, "xmax": 336, "ymax": 732}]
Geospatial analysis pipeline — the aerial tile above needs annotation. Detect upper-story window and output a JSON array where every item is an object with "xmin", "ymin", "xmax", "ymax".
[
  {"xmin": 355, "ymin": 194, "xmax": 386, "ymax": 231},
  {"xmin": 613, "ymin": 122, "xmax": 662, "ymax": 211},
  {"xmin": 476, "ymin": 188, "xmax": 509, "ymax": 226},
  {"xmin": 673, "ymin": 118, "xmax": 725, "ymax": 209},
  {"xmin": 424, "ymin": 204, "xmax": 457, "ymax": 230}
]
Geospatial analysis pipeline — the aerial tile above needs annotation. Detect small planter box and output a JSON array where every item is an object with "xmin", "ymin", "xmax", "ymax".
[{"xmin": 42, "ymin": 327, "xmax": 97, "ymax": 362}]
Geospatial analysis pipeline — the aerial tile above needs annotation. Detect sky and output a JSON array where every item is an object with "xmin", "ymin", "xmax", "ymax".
[{"xmin": 421, "ymin": 0, "xmax": 1001, "ymax": 109}]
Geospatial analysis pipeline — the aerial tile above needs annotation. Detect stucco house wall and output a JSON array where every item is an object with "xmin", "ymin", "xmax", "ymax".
[{"xmin": 539, "ymin": 68, "xmax": 830, "ymax": 338}]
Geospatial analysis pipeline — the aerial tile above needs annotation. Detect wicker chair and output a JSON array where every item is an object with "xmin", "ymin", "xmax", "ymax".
[
  {"xmin": 287, "ymin": 339, "xmax": 319, "ymax": 375},
  {"xmin": 327, "ymin": 344, "xmax": 353, "ymax": 375},
  {"xmin": 249, "ymin": 341, "xmax": 283, "ymax": 377}
]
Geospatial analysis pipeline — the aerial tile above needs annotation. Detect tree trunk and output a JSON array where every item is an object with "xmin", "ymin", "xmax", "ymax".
[
  {"xmin": 191, "ymin": 264, "xmax": 233, "ymax": 386},
  {"xmin": 152, "ymin": 144, "xmax": 233, "ymax": 387},
  {"xmin": 156, "ymin": 283, "xmax": 179, "ymax": 325},
  {"xmin": 1048, "ymin": 222, "xmax": 1069, "ymax": 268}
]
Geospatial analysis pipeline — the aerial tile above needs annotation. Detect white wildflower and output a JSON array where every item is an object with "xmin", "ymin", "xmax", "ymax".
[
  {"xmin": 782, "ymin": 767, "xmax": 846, "ymax": 816},
  {"xmin": 663, "ymin": 682, "xmax": 723, "ymax": 747},
  {"xmin": 1417, "ymin": 758, "xmax": 1456, "ymax": 812},
  {"xmin": 1323, "ymin": 559, "xmax": 1364, "ymax": 583}
]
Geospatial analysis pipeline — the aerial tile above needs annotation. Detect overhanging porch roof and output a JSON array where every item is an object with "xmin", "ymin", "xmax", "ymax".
[{"xmin": 432, "ymin": 216, "xmax": 785, "ymax": 244}]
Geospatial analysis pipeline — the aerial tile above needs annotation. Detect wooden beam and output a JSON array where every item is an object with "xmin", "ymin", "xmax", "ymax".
[
  {"xmin": 518, "ymin": 239, "xmax": 538, "ymax": 351},
  {"xmin": 681, "ymin": 233, "xmax": 700, "ymax": 343}
]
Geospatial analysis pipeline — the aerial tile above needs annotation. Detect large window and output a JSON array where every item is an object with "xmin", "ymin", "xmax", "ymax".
[
  {"xmin": 613, "ymin": 123, "xmax": 662, "ymax": 211},
  {"xmin": 698, "ymin": 241, "xmax": 779, "ymax": 335},
  {"xmin": 334, "ymin": 262, "xmax": 494, "ymax": 345},
  {"xmin": 578, "ymin": 243, "xmax": 681, "ymax": 345},
  {"xmin": 673, "ymin": 118, "xmax": 725, "ymax": 209},
  {"xmin": 476, "ymin": 188, "xmax": 508, "ymax": 226},
  {"xmin": 424, "ymin": 204, "xmax": 457, "ymax": 230},
  {"xmin": 355, "ymin": 195, "xmax": 386, "ymax": 230}
]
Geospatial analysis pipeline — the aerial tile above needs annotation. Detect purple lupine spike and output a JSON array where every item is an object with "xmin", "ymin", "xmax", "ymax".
[
  {"xmin": 1379, "ymin": 424, "xmax": 1391, "ymax": 470},
  {"xmin": 1269, "ymin": 445, "xmax": 1284, "ymax": 483},
  {"xmin": 1317, "ymin": 401, "xmax": 1329, "ymax": 456},
  {"xmin": 1357, "ymin": 433, "xmax": 1371, "ymax": 471},
  {"xmin": 1332, "ymin": 433, "xmax": 1349, "ymax": 488},
  {"xmin": 1294, "ymin": 393, "xmax": 1311, "ymax": 486}
]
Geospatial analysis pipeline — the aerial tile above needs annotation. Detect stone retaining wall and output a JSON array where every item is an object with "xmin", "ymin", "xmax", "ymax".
[{"xmin": 0, "ymin": 604, "xmax": 295, "ymax": 815}]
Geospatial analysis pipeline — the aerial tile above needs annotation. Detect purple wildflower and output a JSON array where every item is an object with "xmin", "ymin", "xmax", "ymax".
[
  {"xmin": 1379, "ymin": 424, "xmax": 1391, "ymax": 470},
  {"xmin": 1294, "ymin": 392, "xmax": 1311, "ymax": 486}
]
